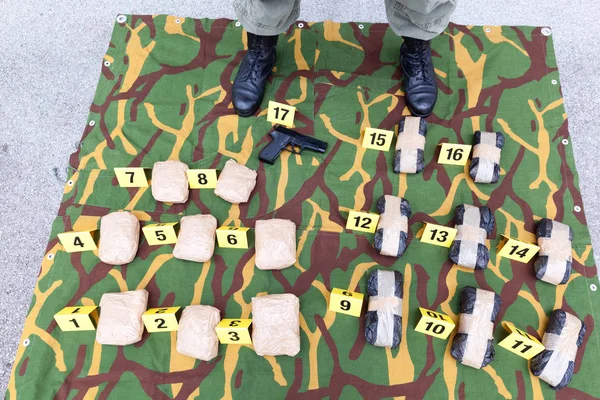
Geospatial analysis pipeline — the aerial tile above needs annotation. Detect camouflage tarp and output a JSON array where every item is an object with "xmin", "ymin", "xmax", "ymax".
[{"xmin": 7, "ymin": 15, "xmax": 600, "ymax": 399}]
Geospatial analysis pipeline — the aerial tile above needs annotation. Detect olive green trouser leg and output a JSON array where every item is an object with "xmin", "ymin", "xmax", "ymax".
[
  {"xmin": 385, "ymin": 0, "xmax": 457, "ymax": 40},
  {"xmin": 232, "ymin": 0, "xmax": 456, "ymax": 39},
  {"xmin": 232, "ymin": 0, "xmax": 301, "ymax": 35}
]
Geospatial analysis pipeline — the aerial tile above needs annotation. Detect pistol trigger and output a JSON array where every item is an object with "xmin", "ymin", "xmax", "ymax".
[{"xmin": 285, "ymin": 144, "xmax": 302, "ymax": 154}]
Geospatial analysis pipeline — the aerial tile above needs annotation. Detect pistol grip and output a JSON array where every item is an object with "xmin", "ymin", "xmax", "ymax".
[{"xmin": 259, "ymin": 135, "xmax": 287, "ymax": 164}]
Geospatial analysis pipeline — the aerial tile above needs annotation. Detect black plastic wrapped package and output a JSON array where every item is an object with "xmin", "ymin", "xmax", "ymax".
[
  {"xmin": 469, "ymin": 131, "xmax": 504, "ymax": 184},
  {"xmin": 373, "ymin": 195, "xmax": 411, "ymax": 257},
  {"xmin": 364, "ymin": 270, "xmax": 403, "ymax": 348},
  {"xmin": 393, "ymin": 116, "xmax": 427, "ymax": 174},
  {"xmin": 530, "ymin": 309, "xmax": 585, "ymax": 390},
  {"xmin": 450, "ymin": 286, "xmax": 501, "ymax": 369},
  {"xmin": 534, "ymin": 218, "xmax": 573, "ymax": 285},
  {"xmin": 448, "ymin": 204, "xmax": 495, "ymax": 269}
]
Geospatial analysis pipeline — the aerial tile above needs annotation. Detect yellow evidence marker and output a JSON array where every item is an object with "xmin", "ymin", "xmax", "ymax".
[
  {"xmin": 114, "ymin": 167, "xmax": 149, "ymax": 187},
  {"xmin": 142, "ymin": 307, "xmax": 180, "ymax": 332},
  {"xmin": 414, "ymin": 308, "xmax": 455, "ymax": 340},
  {"xmin": 420, "ymin": 223, "xmax": 458, "ymax": 248},
  {"xmin": 216, "ymin": 319, "xmax": 252, "ymax": 344},
  {"xmin": 346, "ymin": 210, "xmax": 380, "ymax": 233},
  {"xmin": 216, "ymin": 226, "xmax": 249, "ymax": 249},
  {"xmin": 498, "ymin": 321, "xmax": 544, "ymax": 359},
  {"xmin": 362, "ymin": 128, "xmax": 394, "ymax": 151},
  {"xmin": 54, "ymin": 306, "xmax": 99, "ymax": 331},
  {"xmin": 186, "ymin": 169, "xmax": 218, "ymax": 189},
  {"xmin": 437, "ymin": 143, "xmax": 472, "ymax": 166},
  {"xmin": 58, "ymin": 230, "xmax": 98, "ymax": 253},
  {"xmin": 329, "ymin": 288, "xmax": 364, "ymax": 317},
  {"xmin": 497, "ymin": 236, "xmax": 540, "ymax": 263},
  {"xmin": 267, "ymin": 101, "xmax": 296, "ymax": 127},
  {"xmin": 142, "ymin": 222, "xmax": 179, "ymax": 246}
]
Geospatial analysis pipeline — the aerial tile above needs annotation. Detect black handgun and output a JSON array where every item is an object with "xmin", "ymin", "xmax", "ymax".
[{"xmin": 259, "ymin": 126, "xmax": 328, "ymax": 165}]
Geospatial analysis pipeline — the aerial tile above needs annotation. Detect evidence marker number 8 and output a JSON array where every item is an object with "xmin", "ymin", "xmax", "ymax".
[{"xmin": 187, "ymin": 169, "xmax": 217, "ymax": 189}]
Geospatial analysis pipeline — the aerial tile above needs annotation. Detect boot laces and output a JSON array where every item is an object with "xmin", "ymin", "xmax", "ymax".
[
  {"xmin": 240, "ymin": 47, "xmax": 271, "ymax": 81},
  {"xmin": 413, "ymin": 46, "xmax": 431, "ymax": 80}
]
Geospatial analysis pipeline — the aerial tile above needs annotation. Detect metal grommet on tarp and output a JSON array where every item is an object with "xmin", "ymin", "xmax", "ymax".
[
  {"xmin": 485, "ymin": 28, "xmax": 491, "ymax": 33},
  {"xmin": 103, "ymin": 60, "xmax": 111, "ymax": 67},
  {"xmin": 88, "ymin": 120, "xmax": 96, "ymax": 126},
  {"xmin": 562, "ymin": 138, "xmax": 569, "ymax": 145},
  {"xmin": 358, "ymin": 24, "xmax": 364, "ymax": 29},
  {"xmin": 23, "ymin": 338, "xmax": 30, "ymax": 347},
  {"xmin": 116, "ymin": 15, "xmax": 127, "ymax": 24},
  {"xmin": 591, "ymin": 284, "xmax": 598, "ymax": 292},
  {"xmin": 47, "ymin": 253, "xmax": 54, "ymax": 260},
  {"xmin": 574, "ymin": 205, "xmax": 581, "ymax": 212},
  {"xmin": 298, "ymin": 23, "xmax": 304, "ymax": 28},
  {"xmin": 175, "ymin": 19, "xmax": 181, "ymax": 24},
  {"xmin": 541, "ymin": 27, "xmax": 552, "ymax": 36},
  {"xmin": 53, "ymin": 165, "xmax": 78, "ymax": 185},
  {"xmin": 235, "ymin": 21, "xmax": 241, "ymax": 27}
]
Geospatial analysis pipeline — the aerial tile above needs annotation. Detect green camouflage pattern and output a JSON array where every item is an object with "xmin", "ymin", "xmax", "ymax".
[{"xmin": 8, "ymin": 15, "xmax": 600, "ymax": 399}]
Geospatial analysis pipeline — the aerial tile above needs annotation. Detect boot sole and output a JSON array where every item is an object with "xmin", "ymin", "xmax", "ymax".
[
  {"xmin": 234, "ymin": 105, "xmax": 259, "ymax": 118},
  {"xmin": 408, "ymin": 107, "xmax": 433, "ymax": 118}
]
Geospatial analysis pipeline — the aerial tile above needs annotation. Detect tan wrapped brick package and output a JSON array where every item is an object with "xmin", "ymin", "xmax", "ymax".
[
  {"xmin": 151, "ymin": 160, "xmax": 189, "ymax": 203},
  {"xmin": 98, "ymin": 211, "xmax": 140, "ymax": 265},
  {"xmin": 96, "ymin": 289, "xmax": 148, "ymax": 346},
  {"xmin": 173, "ymin": 215, "xmax": 218, "ymax": 263},
  {"xmin": 252, "ymin": 294, "xmax": 300, "ymax": 357},
  {"xmin": 176, "ymin": 305, "xmax": 221, "ymax": 361},
  {"xmin": 214, "ymin": 159, "xmax": 257, "ymax": 204},
  {"xmin": 255, "ymin": 219, "xmax": 297, "ymax": 270}
]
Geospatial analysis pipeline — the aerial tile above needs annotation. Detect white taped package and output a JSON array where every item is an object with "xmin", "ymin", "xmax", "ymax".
[
  {"xmin": 151, "ymin": 160, "xmax": 190, "ymax": 203},
  {"xmin": 450, "ymin": 286, "xmax": 501, "ymax": 369},
  {"xmin": 373, "ymin": 195, "xmax": 411, "ymax": 257},
  {"xmin": 252, "ymin": 294, "xmax": 300, "ymax": 357},
  {"xmin": 176, "ymin": 305, "xmax": 221, "ymax": 361},
  {"xmin": 98, "ymin": 211, "xmax": 140, "ymax": 265},
  {"xmin": 535, "ymin": 219, "xmax": 573, "ymax": 285},
  {"xmin": 214, "ymin": 159, "xmax": 257, "ymax": 204},
  {"xmin": 392, "ymin": 116, "xmax": 427, "ymax": 174},
  {"xmin": 96, "ymin": 289, "xmax": 148, "ymax": 346},
  {"xmin": 448, "ymin": 204, "xmax": 495, "ymax": 270},
  {"xmin": 364, "ymin": 270, "xmax": 403, "ymax": 348},
  {"xmin": 469, "ymin": 131, "xmax": 504, "ymax": 184},
  {"xmin": 530, "ymin": 309, "xmax": 585, "ymax": 389},
  {"xmin": 173, "ymin": 215, "xmax": 218, "ymax": 263},
  {"xmin": 255, "ymin": 219, "xmax": 297, "ymax": 270}
]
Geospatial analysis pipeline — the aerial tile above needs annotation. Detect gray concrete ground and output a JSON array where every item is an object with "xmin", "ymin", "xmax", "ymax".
[{"xmin": 1, "ymin": 0, "xmax": 599, "ymax": 394}]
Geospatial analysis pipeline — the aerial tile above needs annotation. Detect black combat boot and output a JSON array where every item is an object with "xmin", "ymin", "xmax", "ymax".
[
  {"xmin": 400, "ymin": 37, "xmax": 438, "ymax": 117},
  {"xmin": 232, "ymin": 32, "xmax": 278, "ymax": 117}
]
